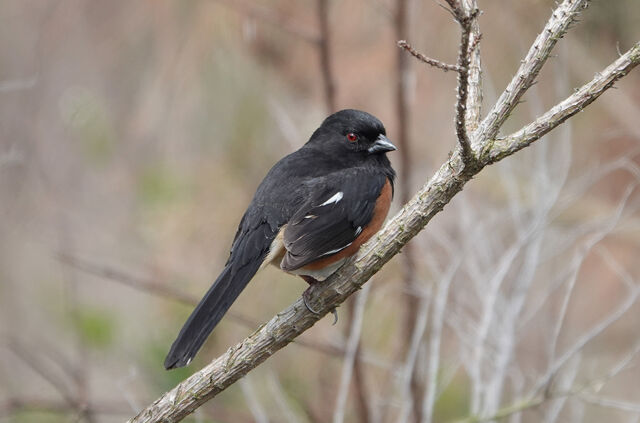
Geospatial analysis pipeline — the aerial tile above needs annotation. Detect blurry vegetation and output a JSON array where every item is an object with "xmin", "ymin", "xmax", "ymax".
[
  {"xmin": 0, "ymin": 0, "xmax": 638, "ymax": 422},
  {"xmin": 68, "ymin": 306, "xmax": 117, "ymax": 349},
  {"xmin": 59, "ymin": 87, "xmax": 116, "ymax": 165},
  {"xmin": 137, "ymin": 164, "xmax": 191, "ymax": 210},
  {"xmin": 433, "ymin": 374, "xmax": 470, "ymax": 422}
]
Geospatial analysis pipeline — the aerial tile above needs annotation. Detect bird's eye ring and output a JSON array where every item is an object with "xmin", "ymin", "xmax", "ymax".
[{"xmin": 346, "ymin": 133, "xmax": 358, "ymax": 142}]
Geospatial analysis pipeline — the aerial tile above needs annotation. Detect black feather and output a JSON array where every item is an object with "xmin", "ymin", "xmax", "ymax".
[{"xmin": 281, "ymin": 171, "xmax": 388, "ymax": 270}]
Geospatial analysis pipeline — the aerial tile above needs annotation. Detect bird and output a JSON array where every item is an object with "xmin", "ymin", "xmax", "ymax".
[{"xmin": 164, "ymin": 109, "xmax": 396, "ymax": 370}]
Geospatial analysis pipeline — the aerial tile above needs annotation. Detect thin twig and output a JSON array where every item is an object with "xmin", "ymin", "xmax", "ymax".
[
  {"xmin": 6, "ymin": 341, "xmax": 79, "ymax": 412},
  {"xmin": 56, "ymin": 253, "xmax": 202, "ymax": 307},
  {"xmin": 579, "ymin": 394, "xmax": 640, "ymax": 413},
  {"xmin": 530, "ymin": 187, "xmax": 639, "ymax": 395},
  {"xmin": 397, "ymin": 40, "xmax": 461, "ymax": 72}
]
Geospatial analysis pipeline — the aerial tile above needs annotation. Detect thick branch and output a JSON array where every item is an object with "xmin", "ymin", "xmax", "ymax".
[
  {"xmin": 480, "ymin": 41, "xmax": 640, "ymax": 165},
  {"xmin": 128, "ymin": 147, "xmax": 474, "ymax": 423},
  {"xmin": 473, "ymin": 0, "xmax": 591, "ymax": 143}
]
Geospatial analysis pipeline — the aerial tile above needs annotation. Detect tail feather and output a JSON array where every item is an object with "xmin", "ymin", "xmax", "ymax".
[{"xmin": 164, "ymin": 261, "xmax": 261, "ymax": 369}]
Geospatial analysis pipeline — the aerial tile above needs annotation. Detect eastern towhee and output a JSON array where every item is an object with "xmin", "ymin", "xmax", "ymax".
[{"xmin": 165, "ymin": 109, "xmax": 396, "ymax": 369}]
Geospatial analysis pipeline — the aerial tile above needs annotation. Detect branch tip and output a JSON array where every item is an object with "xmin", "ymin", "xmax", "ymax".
[{"xmin": 397, "ymin": 39, "xmax": 462, "ymax": 73}]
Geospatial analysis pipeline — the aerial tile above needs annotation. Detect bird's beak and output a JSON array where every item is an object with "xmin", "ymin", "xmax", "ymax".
[{"xmin": 368, "ymin": 134, "xmax": 397, "ymax": 154}]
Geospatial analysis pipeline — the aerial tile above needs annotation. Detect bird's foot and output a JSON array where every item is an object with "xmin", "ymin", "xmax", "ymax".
[
  {"xmin": 302, "ymin": 288, "xmax": 339, "ymax": 324},
  {"xmin": 301, "ymin": 275, "xmax": 320, "ymax": 285},
  {"xmin": 302, "ymin": 288, "xmax": 320, "ymax": 315},
  {"xmin": 329, "ymin": 307, "xmax": 338, "ymax": 325}
]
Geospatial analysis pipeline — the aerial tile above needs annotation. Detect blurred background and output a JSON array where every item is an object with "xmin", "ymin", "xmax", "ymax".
[{"xmin": 1, "ymin": 1, "xmax": 639, "ymax": 422}]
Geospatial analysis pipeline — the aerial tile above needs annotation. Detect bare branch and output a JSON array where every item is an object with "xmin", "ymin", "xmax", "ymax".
[
  {"xmin": 530, "ymin": 191, "xmax": 639, "ymax": 395},
  {"xmin": 56, "ymin": 253, "xmax": 201, "ymax": 307},
  {"xmin": 446, "ymin": 3, "xmax": 480, "ymax": 164},
  {"xmin": 579, "ymin": 395, "xmax": 640, "ymax": 413},
  {"xmin": 481, "ymin": 41, "xmax": 640, "ymax": 164},
  {"xmin": 397, "ymin": 40, "xmax": 461, "ymax": 72},
  {"xmin": 6, "ymin": 341, "xmax": 78, "ymax": 410},
  {"xmin": 462, "ymin": 0, "xmax": 483, "ymax": 131},
  {"xmin": 474, "ymin": 0, "xmax": 591, "ymax": 143}
]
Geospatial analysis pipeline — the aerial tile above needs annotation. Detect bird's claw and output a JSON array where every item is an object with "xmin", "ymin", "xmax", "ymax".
[
  {"xmin": 330, "ymin": 307, "xmax": 338, "ymax": 325},
  {"xmin": 302, "ymin": 289, "xmax": 339, "ymax": 324},
  {"xmin": 302, "ymin": 288, "xmax": 321, "ymax": 315}
]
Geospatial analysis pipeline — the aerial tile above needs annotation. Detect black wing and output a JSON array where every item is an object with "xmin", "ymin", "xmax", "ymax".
[{"xmin": 281, "ymin": 170, "xmax": 388, "ymax": 271}]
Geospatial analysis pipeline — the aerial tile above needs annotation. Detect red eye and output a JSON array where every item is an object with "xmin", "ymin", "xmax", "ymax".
[{"xmin": 347, "ymin": 133, "xmax": 358, "ymax": 142}]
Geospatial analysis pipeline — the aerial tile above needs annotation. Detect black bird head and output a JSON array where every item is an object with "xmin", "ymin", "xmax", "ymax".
[{"xmin": 307, "ymin": 109, "xmax": 397, "ymax": 158}]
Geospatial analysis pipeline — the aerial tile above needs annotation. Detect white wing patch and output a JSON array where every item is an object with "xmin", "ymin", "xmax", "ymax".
[
  {"xmin": 320, "ymin": 242, "xmax": 352, "ymax": 257},
  {"xmin": 355, "ymin": 226, "xmax": 362, "ymax": 236},
  {"xmin": 320, "ymin": 191, "xmax": 343, "ymax": 206}
]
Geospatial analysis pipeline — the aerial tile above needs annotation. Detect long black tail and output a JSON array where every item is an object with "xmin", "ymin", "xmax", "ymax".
[{"xmin": 164, "ymin": 261, "xmax": 260, "ymax": 369}]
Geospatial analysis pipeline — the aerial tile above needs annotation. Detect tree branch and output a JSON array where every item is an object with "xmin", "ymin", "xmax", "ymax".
[
  {"xmin": 473, "ymin": 0, "xmax": 591, "ymax": 143},
  {"xmin": 397, "ymin": 40, "xmax": 462, "ymax": 72},
  {"xmin": 445, "ymin": 1, "xmax": 480, "ymax": 164},
  {"xmin": 481, "ymin": 41, "xmax": 640, "ymax": 164},
  {"xmin": 127, "ymin": 4, "xmax": 639, "ymax": 422},
  {"xmin": 461, "ymin": 0, "xmax": 482, "ymax": 132},
  {"xmin": 399, "ymin": 0, "xmax": 482, "ymax": 166}
]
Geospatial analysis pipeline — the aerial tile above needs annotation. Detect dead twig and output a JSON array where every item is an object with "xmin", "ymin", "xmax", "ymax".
[{"xmin": 397, "ymin": 40, "xmax": 461, "ymax": 72}]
